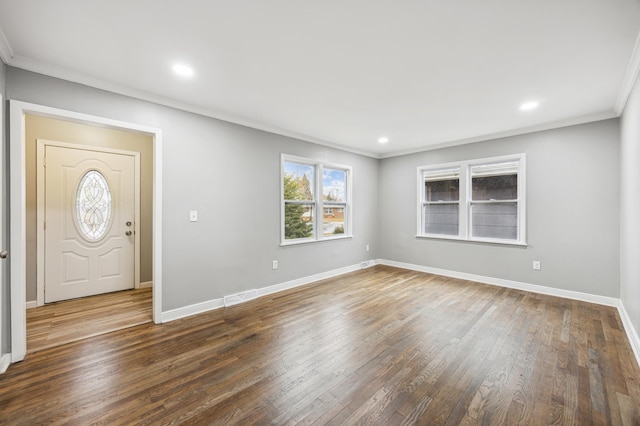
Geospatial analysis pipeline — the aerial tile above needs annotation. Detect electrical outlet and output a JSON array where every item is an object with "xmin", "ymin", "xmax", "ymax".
[
  {"xmin": 532, "ymin": 260, "xmax": 541, "ymax": 270},
  {"xmin": 189, "ymin": 210, "xmax": 198, "ymax": 222},
  {"xmin": 272, "ymin": 260, "xmax": 278, "ymax": 270}
]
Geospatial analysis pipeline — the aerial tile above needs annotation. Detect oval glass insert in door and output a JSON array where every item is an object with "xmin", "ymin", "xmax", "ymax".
[{"xmin": 75, "ymin": 170, "xmax": 113, "ymax": 241}]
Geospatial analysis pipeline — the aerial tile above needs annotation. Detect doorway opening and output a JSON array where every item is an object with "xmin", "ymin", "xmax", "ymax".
[{"xmin": 10, "ymin": 101, "xmax": 163, "ymax": 363}]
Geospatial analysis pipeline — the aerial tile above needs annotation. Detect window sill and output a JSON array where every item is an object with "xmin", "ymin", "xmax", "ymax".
[
  {"xmin": 281, "ymin": 235, "xmax": 353, "ymax": 247},
  {"xmin": 416, "ymin": 234, "xmax": 527, "ymax": 247}
]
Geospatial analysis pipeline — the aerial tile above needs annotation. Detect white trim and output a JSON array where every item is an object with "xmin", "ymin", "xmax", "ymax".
[
  {"xmin": 0, "ymin": 26, "xmax": 14, "ymax": 63},
  {"xmin": 26, "ymin": 301, "xmax": 37, "ymax": 310},
  {"xmin": 615, "ymin": 30, "xmax": 640, "ymax": 115},
  {"xmin": 618, "ymin": 300, "xmax": 640, "ymax": 368},
  {"xmin": 139, "ymin": 281, "xmax": 153, "ymax": 289},
  {"xmin": 257, "ymin": 263, "xmax": 362, "ymax": 298},
  {"xmin": 0, "ymin": 93, "xmax": 3, "ymax": 366},
  {"xmin": 2, "ymin": 54, "xmax": 622, "ymax": 160},
  {"xmin": 377, "ymin": 259, "xmax": 619, "ymax": 307},
  {"xmin": 161, "ymin": 298, "xmax": 226, "ymax": 323},
  {"xmin": 378, "ymin": 112, "xmax": 617, "ymax": 159},
  {"xmin": 36, "ymin": 140, "xmax": 142, "ymax": 306},
  {"xmin": 10, "ymin": 100, "xmax": 163, "ymax": 363},
  {"xmin": 0, "ymin": 354, "xmax": 11, "ymax": 374},
  {"xmin": 6, "ymin": 55, "xmax": 379, "ymax": 159},
  {"xmin": 161, "ymin": 261, "xmax": 368, "ymax": 323}
]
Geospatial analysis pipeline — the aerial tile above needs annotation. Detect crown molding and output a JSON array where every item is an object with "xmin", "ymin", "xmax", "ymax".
[
  {"xmin": 615, "ymin": 30, "xmax": 640, "ymax": 115},
  {"xmin": 5, "ymin": 55, "xmax": 382, "ymax": 159},
  {"xmin": 378, "ymin": 110, "xmax": 618, "ymax": 159},
  {"xmin": 0, "ymin": 25, "xmax": 14, "ymax": 63},
  {"xmin": 1, "ymin": 48, "xmax": 623, "ymax": 161}
]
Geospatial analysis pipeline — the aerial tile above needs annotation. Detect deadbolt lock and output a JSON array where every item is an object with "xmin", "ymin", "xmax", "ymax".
[{"xmin": 126, "ymin": 221, "xmax": 132, "ymax": 227}]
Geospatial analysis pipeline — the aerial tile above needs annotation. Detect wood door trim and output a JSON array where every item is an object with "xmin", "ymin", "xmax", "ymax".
[{"xmin": 36, "ymin": 139, "xmax": 141, "ymax": 306}]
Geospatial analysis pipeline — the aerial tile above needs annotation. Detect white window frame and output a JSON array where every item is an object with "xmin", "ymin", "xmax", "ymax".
[
  {"xmin": 417, "ymin": 153, "xmax": 526, "ymax": 245},
  {"xmin": 281, "ymin": 154, "xmax": 353, "ymax": 245}
]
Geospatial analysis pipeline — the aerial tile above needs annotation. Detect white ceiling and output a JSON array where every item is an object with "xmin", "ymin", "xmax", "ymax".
[{"xmin": 1, "ymin": 1, "xmax": 639, "ymax": 158}]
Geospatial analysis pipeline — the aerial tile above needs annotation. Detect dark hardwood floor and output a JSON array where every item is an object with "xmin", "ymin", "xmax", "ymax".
[
  {"xmin": 27, "ymin": 287, "xmax": 152, "ymax": 353},
  {"xmin": 1, "ymin": 265, "xmax": 639, "ymax": 425}
]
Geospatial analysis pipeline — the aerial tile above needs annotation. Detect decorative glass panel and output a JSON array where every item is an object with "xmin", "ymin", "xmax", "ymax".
[{"xmin": 76, "ymin": 170, "xmax": 112, "ymax": 240}]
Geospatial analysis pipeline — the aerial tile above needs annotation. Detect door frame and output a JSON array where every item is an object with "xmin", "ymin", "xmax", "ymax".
[
  {"xmin": 36, "ymin": 140, "xmax": 142, "ymax": 306},
  {"xmin": 0, "ymin": 93, "xmax": 10, "ymax": 373},
  {"xmin": 10, "ymin": 100, "xmax": 163, "ymax": 363}
]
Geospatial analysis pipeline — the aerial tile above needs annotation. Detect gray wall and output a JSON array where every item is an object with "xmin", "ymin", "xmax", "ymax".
[
  {"xmin": 620, "ymin": 77, "xmax": 640, "ymax": 340},
  {"xmin": 378, "ymin": 120, "xmax": 620, "ymax": 297},
  {"xmin": 6, "ymin": 68, "xmax": 380, "ymax": 311}
]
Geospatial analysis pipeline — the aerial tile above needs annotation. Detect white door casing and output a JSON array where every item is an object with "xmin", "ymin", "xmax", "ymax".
[
  {"xmin": 11, "ymin": 101, "xmax": 163, "ymax": 364},
  {"xmin": 0, "ymin": 94, "xmax": 9, "ymax": 373},
  {"xmin": 37, "ymin": 141, "xmax": 140, "ymax": 304}
]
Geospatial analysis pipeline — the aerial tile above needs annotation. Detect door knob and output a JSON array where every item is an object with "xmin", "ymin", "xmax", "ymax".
[
  {"xmin": 0, "ymin": 250, "xmax": 7, "ymax": 259},
  {"xmin": 125, "ymin": 231, "xmax": 133, "ymax": 236}
]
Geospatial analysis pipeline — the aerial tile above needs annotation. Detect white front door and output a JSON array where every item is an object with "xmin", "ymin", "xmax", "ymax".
[{"xmin": 44, "ymin": 145, "xmax": 136, "ymax": 303}]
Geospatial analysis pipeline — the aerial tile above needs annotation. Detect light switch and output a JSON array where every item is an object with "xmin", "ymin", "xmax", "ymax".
[{"xmin": 190, "ymin": 210, "xmax": 198, "ymax": 222}]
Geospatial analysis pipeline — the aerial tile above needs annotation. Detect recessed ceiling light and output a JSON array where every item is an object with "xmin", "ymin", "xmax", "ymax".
[
  {"xmin": 172, "ymin": 63, "xmax": 194, "ymax": 77},
  {"xmin": 520, "ymin": 101, "xmax": 539, "ymax": 111},
  {"xmin": 378, "ymin": 137, "xmax": 389, "ymax": 144}
]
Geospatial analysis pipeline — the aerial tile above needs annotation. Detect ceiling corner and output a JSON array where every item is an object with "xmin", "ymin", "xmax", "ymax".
[{"xmin": 615, "ymin": 30, "xmax": 640, "ymax": 115}]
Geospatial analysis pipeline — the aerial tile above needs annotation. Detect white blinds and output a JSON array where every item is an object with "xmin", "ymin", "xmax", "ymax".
[
  {"xmin": 423, "ymin": 167, "xmax": 460, "ymax": 182},
  {"xmin": 470, "ymin": 161, "xmax": 519, "ymax": 177}
]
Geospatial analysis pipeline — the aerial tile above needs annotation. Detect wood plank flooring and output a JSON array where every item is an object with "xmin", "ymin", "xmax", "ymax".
[
  {"xmin": 26, "ymin": 287, "xmax": 152, "ymax": 353},
  {"xmin": 2, "ymin": 266, "xmax": 639, "ymax": 425}
]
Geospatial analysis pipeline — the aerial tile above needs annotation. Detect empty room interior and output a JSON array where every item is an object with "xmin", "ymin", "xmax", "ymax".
[{"xmin": 1, "ymin": 1, "xmax": 640, "ymax": 424}]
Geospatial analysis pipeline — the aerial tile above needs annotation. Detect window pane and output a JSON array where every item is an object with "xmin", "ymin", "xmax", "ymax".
[
  {"xmin": 322, "ymin": 168, "xmax": 346, "ymax": 203},
  {"xmin": 424, "ymin": 203, "xmax": 459, "ymax": 235},
  {"xmin": 283, "ymin": 161, "xmax": 314, "ymax": 201},
  {"xmin": 472, "ymin": 174, "xmax": 517, "ymax": 201},
  {"xmin": 76, "ymin": 170, "xmax": 112, "ymax": 240},
  {"xmin": 425, "ymin": 179, "xmax": 459, "ymax": 202},
  {"xmin": 284, "ymin": 203, "xmax": 314, "ymax": 239},
  {"xmin": 323, "ymin": 206, "xmax": 345, "ymax": 236},
  {"xmin": 471, "ymin": 202, "xmax": 517, "ymax": 240}
]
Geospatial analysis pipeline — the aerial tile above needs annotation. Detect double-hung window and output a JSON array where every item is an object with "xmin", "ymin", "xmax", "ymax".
[
  {"xmin": 281, "ymin": 155, "xmax": 352, "ymax": 244},
  {"xmin": 418, "ymin": 154, "xmax": 525, "ymax": 245},
  {"xmin": 422, "ymin": 168, "xmax": 460, "ymax": 236}
]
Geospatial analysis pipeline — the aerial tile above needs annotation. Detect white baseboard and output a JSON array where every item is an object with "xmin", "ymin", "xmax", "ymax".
[
  {"xmin": 161, "ymin": 297, "xmax": 225, "ymax": 323},
  {"xmin": 618, "ymin": 300, "xmax": 640, "ymax": 368},
  {"xmin": 377, "ymin": 259, "xmax": 619, "ymax": 307},
  {"xmin": 257, "ymin": 263, "xmax": 363, "ymax": 298},
  {"xmin": 139, "ymin": 281, "xmax": 153, "ymax": 289},
  {"xmin": 26, "ymin": 301, "xmax": 37, "ymax": 310},
  {"xmin": 0, "ymin": 354, "xmax": 11, "ymax": 374},
  {"xmin": 161, "ymin": 261, "xmax": 371, "ymax": 323}
]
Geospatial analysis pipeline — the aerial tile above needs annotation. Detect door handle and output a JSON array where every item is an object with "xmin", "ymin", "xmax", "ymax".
[
  {"xmin": 125, "ymin": 231, "xmax": 133, "ymax": 236},
  {"xmin": 0, "ymin": 250, "xmax": 7, "ymax": 259}
]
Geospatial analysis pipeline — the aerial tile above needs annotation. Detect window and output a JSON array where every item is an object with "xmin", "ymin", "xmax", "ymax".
[
  {"xmin": 418, "ymin": 154, "xmax": 525, "ymax": 244},
  {"xmin": 282, "ymin": 155, "xmax": 352, "ymax": 244}
]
